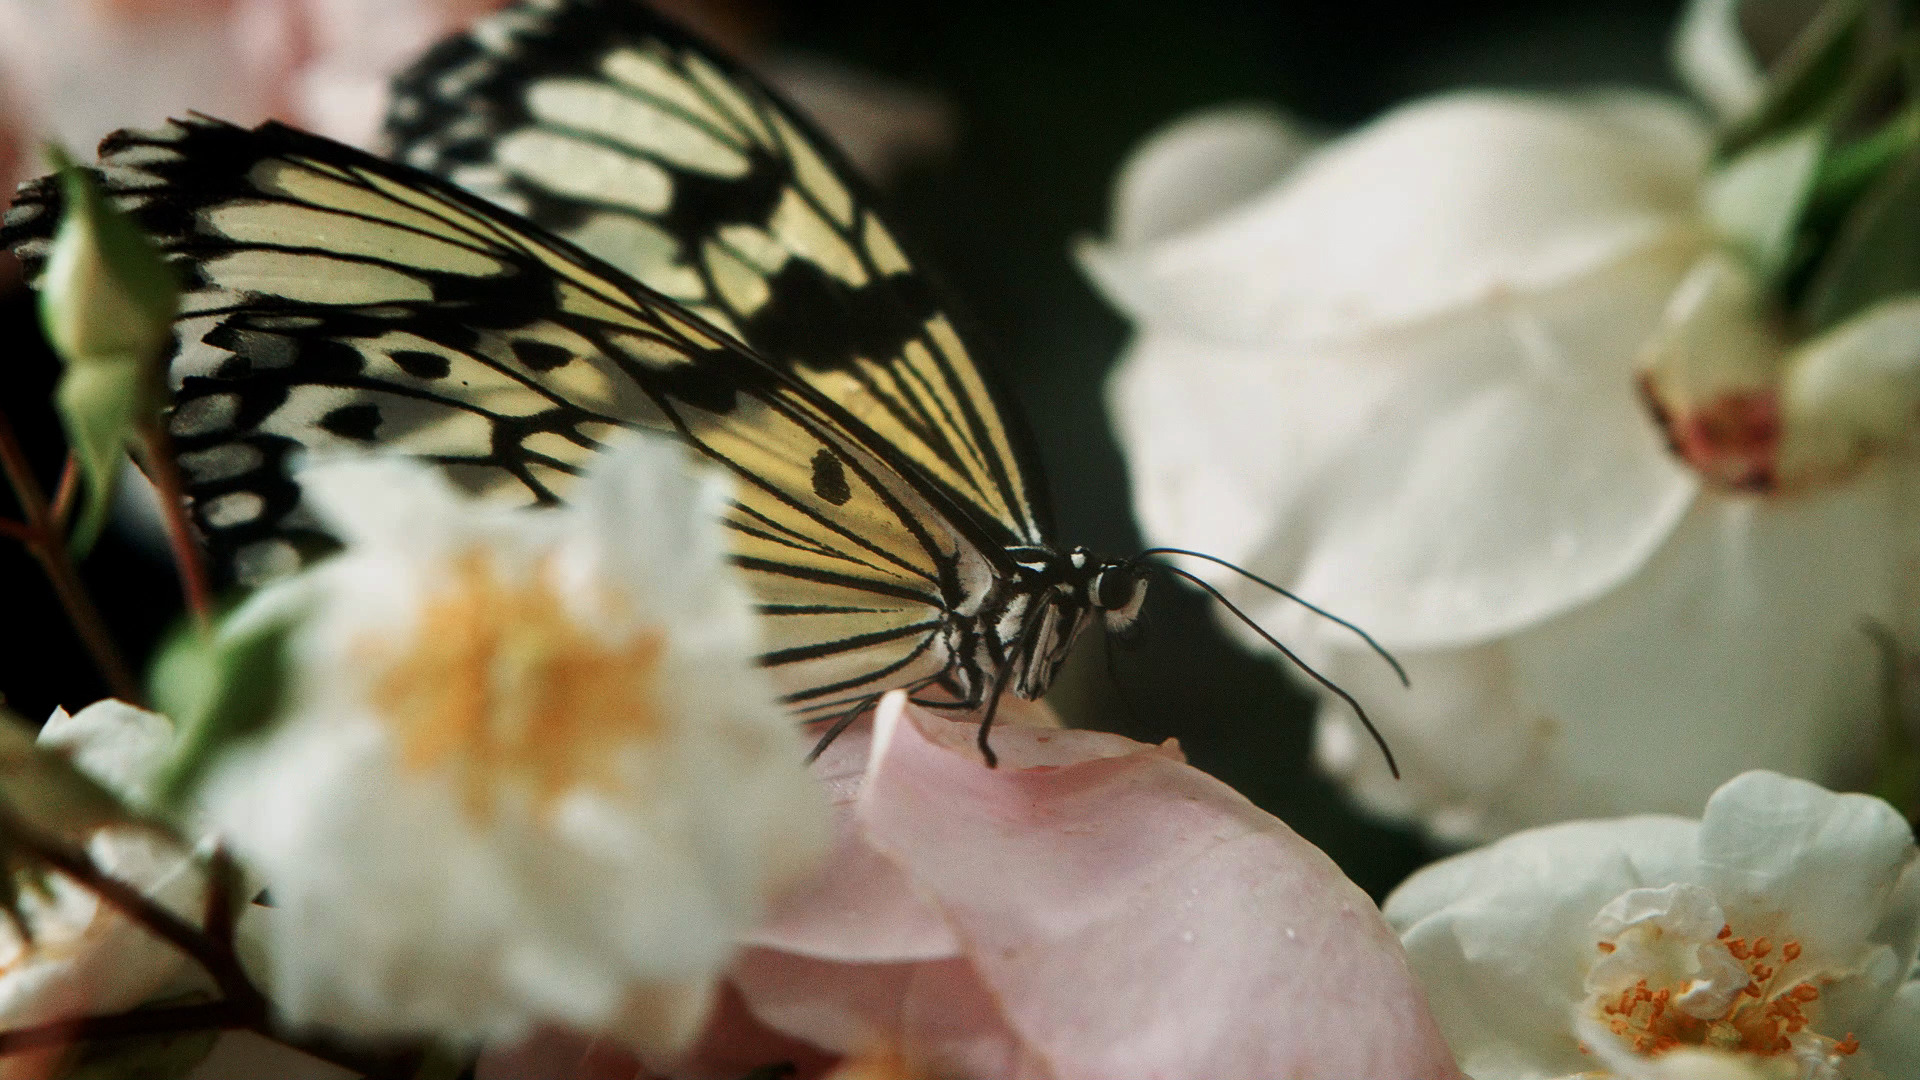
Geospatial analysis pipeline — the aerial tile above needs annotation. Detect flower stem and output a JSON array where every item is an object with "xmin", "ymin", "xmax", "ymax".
[
  {"xmin": 133, "ymin": 422, "xmax": 212, "ymax": 633},
  {"xmin": 0, "ymin": 809, "xmax": 438, "ymax": 1079},
  {"xmin": 0, "ymin": 1000, "xmax": 258, "ymax": 1056},
  {"xmin": 0, "ymin": 406, "xmax": 139, "ymax": 702},
  {"xmin": 50, "ymin": 454, "xmax": 79, "ymax": 531},
  {"xmin": 0, "ymin": 802, "xmax": 247, "ymax": 998}
]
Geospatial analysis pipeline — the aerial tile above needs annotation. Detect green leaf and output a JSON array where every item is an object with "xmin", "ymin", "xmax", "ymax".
[
  {"xmin": 1800, "ymin": 141, "xmax": 1920, "ymax": 329},
  {"xmin": 147, "ymin": 603, "xmax": 299, "ymax": 810},
  {"xmin": 1721, "ymin": 0, "xmax": 1874, "ymax": 156},
  {"xmin": 1704, "ymin": 125, "xmax": 1828, "ymax": 278}
]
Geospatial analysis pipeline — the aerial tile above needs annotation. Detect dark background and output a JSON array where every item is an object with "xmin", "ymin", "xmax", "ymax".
[{"xmin": 0, "ymin": 0, "xmax": 1684, "ymax": 897}]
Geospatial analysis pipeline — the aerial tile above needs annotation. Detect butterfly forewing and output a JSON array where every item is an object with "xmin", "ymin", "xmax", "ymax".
[
  {"xmin": 387, "ymin": 0, "xmax": 1051, "ymax": 549},
  {"xmin": 1, "ymin": 117, "xmax": 996, "ymax": 712}
]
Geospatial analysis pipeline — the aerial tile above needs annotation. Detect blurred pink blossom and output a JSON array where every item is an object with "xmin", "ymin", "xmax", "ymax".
[
  {"xmin": 0, "ymin": 0, "xmax": 947, "ymax": 220},
  {"xmin": 0, "ymin": 0, "xmax": 508, "ymax": 171},
  {"xmin": 486, "ymin": 692, "xmax": 1462, "ymax": 1080}
]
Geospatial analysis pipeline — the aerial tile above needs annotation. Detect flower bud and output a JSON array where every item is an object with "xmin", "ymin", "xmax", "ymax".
[
  {"xmin": 33, "ymin": 147, "xmax": 180, "ymax": 556},
  {"xmin": 36, "ymin": 147, "xmax": 178, "ymax": 369}
]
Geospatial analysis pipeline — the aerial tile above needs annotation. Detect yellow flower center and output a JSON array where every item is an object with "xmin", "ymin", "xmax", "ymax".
[
  {"xmin": 370, "ymin": 552, "xmax": 667, "ymax": 817},
  {"xmin": 1592, "ymin": 928, "xmax": 1858, "ymax": 1060}
]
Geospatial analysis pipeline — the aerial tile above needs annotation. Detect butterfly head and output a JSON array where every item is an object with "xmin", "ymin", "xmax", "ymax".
[{"xmin": 1084, "ymin": 552, "xmax": 1148, "ymax": 639}]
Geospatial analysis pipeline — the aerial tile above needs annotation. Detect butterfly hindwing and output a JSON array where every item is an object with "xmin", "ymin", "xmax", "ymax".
[
  {"xmin": 387, "ymin": 0, "xmax": 1051, "ymax": 549},
  {"xmin": 1, "ymin": 116, "xmax": 995, "ymax": 714}
]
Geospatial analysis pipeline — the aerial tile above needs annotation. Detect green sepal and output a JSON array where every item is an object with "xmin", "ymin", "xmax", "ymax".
[
  {"xmin": 1705, "ymin": 125, "xmax": 1828, "ymax": 280},
  {"xmin": 147, "ymin": 604, "xmax": 298, "ymax": 811},
  {"xmin": 1800, "ymin": 140, "xmax": 1920, "ymax": 329},
  {"xmin": 56, "ymin": 359, "xmax": 149, "ymax": 558}
]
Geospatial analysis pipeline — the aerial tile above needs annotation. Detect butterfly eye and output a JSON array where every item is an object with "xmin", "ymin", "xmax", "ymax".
[{"xmin": 1094, "ymin": 568, "xmax": 1143, "ymax": 615}]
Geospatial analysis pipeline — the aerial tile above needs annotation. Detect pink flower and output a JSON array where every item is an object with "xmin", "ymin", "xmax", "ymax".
[
  {"xmin": 488, "ymin": 692, "xmax": 1463, "ymax": 1080},
  {"xmin": 0, "ymin": 0, "xmax": 947, "ymax": 214},
  {"xmin": 0, "ymin": 0, "xmax": 507, "ymax": 167}
]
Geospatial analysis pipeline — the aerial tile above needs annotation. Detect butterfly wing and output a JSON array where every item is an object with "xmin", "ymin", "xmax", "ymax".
[
  {"xmin": 386, "ymin": 0, "xmax": 1053, "ymax": 549},
  {"xmin": 1, "ymin": 117, "xmax": 1002, "ymax": 716}
]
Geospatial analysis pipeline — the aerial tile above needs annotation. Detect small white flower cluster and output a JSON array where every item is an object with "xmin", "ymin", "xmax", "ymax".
[
  {"xmin": 0, "ymin": 439, "xmax": 829, "ymax": 1076},
  {"xmin": 196, "ymin": 439, "xmax": 831, "ymax": 1047}
]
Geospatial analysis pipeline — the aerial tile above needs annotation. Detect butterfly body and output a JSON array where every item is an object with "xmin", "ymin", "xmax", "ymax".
[{"xmin": 1, "ymin": 0, "xmax": 1152, "ymax": 746}]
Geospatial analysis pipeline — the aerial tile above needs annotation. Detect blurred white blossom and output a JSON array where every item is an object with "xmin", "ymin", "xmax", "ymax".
[
  {"xmin": 194, "ymin": 438, "xmax": 830, "ymax": 1050},
  {"xmin": 0, "ymin": 701, "xmax": 208, "ymax": 1080},
  {"xmin": 1079, "ymin": 93, "xmax": 1917, "ymax": 842},
  {"xmin": 1385, "ymin": 771, "xmax": 1920, "ymax": 1080}
]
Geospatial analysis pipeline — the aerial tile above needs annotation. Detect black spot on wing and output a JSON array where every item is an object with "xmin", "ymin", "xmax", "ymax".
[
  {"xmin": 810, "ymin": 448, "xmax": 852, "ymax": 506},
  {"xmin": 318, "ymin": 403, "xmax": 382, "ymax": 441},
  {"xmin": 511, "ymin": 338, "xmax": 573, "ymax": 372},
  {"xmin": 392, "ymin": 349, "xmax": 452, "ymax": 379}
]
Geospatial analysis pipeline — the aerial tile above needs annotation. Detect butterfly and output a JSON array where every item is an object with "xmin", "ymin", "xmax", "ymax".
[{"xmin": 2, "ymin": 0, "xmax": 1399, "ymax": 767}]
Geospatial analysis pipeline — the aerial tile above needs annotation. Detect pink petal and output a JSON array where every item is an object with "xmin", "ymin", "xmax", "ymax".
[
  {"xmin": 847, "ymin": 694, "xmax": 1460, "ymax": 1080},
  {"xmin": 732, "ymin": 950, "xmax": 1050, "ymax": 1080},
  {"xmin": 747, "ymin": 698, "xmax": 1067, "ymax": 964},
  {"xmin": 476, "ymin": 1025, "xmax": 650, "ymax": 1080}
]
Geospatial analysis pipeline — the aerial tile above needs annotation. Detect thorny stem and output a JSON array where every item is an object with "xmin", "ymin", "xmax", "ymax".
[
  {"xmin": 134, "ymin": 422, "xmax": 212, "ymax": 633},
  {"xmin": 0, "ymin": 407, "xmax": 139, "ymax": 702}
]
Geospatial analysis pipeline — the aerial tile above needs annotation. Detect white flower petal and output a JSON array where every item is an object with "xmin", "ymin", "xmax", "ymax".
[
  {"xmin": 1385, "ymin": 815, "xmax": 1698, "ymax": 1077},
  {"xmin": 1102, "ymin": 103, "xmax": 1315, "ymax": 250},
  {"xmin": 38, "ymin": 699, "xmax": 176, "ymax": 808},
  {"xmin": 1111, "ymin": 231, "xmax": 1700, "ymax": 647},
  {"xmin": 1672, "ymin": 0, "xmax": 1767, "ymax": 124},
  {"xmin": 199, "ymin": 447, "xmax": 829, "ymax": 1047},
  {"xmin": 1082, "ymin": 91, "xmax": 1710, "ymax": 344},
  {"xmin": 1697, "ymin": 773, "xmax": 1920, "ymax": 986},
  {"xmin": 1586, "ymin": 884, "xmax": 1747, "ymax": 1020},
  {"xmin": 1312, "ymin": 457, "xmax": 1903, "ymax": 839},
  {"xmin": 1779, "ymin": 295, "xmax": 1920, "ymax": 484},
  {"xmin": 1389, "ymin": 773, "xmax": 1920, "ymax": 1079},
  {"xmin": 1860, "ymin": 978, "xmax": 1920, "ymax": 1073},
  {"xmin": 299, "ymin": 454, "xmax": 475, "ymax": 550}
]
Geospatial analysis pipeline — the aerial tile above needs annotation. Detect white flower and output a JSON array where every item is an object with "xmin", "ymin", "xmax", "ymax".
[
  {"xmin": 194, "ymin": 437, "xmax": 831, "ymax": 1050},
  {"xmin": 1078, "ymin": 93, "xmax": 1916, "ymax": 842},
  {"xmin": 0, "ymin": 701, "xmax": 207, "ymax": 1080},
  {"xmin": 1383, "ymin": 771, "xmax": 1920, "ymax": 1080}
]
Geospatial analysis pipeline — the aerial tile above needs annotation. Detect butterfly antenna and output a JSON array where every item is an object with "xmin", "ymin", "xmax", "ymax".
[
  {"xmin": 1159, "ymin": 565, "xmax": 1400, "ymax": 779},
  {"xmin": 1136, "ymin": 548, "xmax": 1408, "ymax": 688}
]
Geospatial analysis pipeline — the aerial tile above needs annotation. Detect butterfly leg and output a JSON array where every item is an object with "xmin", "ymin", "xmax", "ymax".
[
  {"xmin": 973, "ymin": 662, "xmax": 1021, "ymax": 769},
  {"xmin": 803, "ymin": 692, "xmax": 885, "ymax": 764}
]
